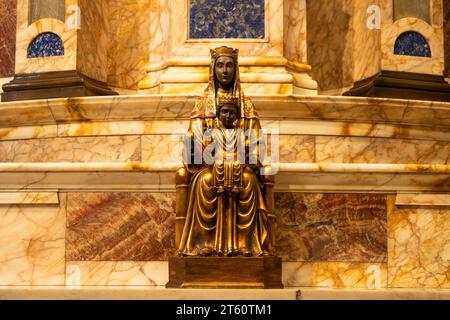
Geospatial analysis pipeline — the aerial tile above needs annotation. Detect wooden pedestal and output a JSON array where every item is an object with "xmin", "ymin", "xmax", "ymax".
[
  {"xmin": 344, "ymin": 71, "xmax": 450, "ymax": 102},
  {"xmin": 1, "ymin": 71, "xmax": 117, "ymax": 102},
  {"xmin": 166, "ymin": 256, "xmax": 283, "ymax": 289}
]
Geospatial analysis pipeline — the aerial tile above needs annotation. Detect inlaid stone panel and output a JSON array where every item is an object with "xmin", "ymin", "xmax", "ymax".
[
  {"xmin": 316, "ymin": 137, "xmax": 450, "ymax": 164},
  {"xmin": 388, "ymin": 202, "xmax": 450, "ymax": 288},
  {"xmin": 283, "ymin": 262, "xmax": 387, "ymax": 288},
  {"xmin": 0, "ymin": 194, "xmax": 66, "ymax": 285},
  {"xmin": 66, "ymin": 193, "xmax": 176, "ymax": 261},
  {"xmin": 189, "ymin": 0, "xmax": 265, "ymax": 39},
  {"xmin": 275, "ymin": 193, "xmax": 387, "ymax": 262},
  {"xmin": 0, "ymin": 136, "xmax": 140, "ymax": 162},
  {"xmin": 66, "ymin": 261, "xmax": 168, "ymax": 286}
]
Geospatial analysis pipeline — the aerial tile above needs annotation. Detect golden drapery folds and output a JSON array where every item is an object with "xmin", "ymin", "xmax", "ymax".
[{"xmin": 176, "ymin": 47, "xmax": 275, "ymax": 257}]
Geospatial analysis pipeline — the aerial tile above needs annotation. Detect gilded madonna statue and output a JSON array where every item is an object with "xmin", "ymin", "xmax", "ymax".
[{"xmin": 175, "ymin": 46, "xmax": 276, "ymax": 257}]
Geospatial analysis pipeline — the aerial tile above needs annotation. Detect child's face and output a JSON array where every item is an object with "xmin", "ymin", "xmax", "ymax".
[{"xmin": 219, "ymin": 104, "xmax": 238, "ymax": 129}]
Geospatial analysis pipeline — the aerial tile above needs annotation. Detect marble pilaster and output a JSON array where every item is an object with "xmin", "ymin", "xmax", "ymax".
[
  {"xmin": 306, "ymin": 0, "xmax": 353, "ymax": 93},
  {"xmin": 76, "ymin": 0, "xmax": 109, "ymax": 82}
]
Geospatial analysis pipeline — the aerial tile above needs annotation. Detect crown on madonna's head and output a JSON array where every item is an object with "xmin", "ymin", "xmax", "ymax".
[
  {"xmin": 218, "ymin": 94, "xmax": 239, "ymax": 105},
  {"xmin": 210, "ymin": 46, "xmax": 239, "ymax": 60}
]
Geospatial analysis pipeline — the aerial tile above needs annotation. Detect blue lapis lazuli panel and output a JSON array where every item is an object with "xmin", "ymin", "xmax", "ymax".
[
  {"xmin": 27, "ymin": 32, "xmax": 64, "ymax": 58},
  {"xmin": 189, "ymin": 0, "xmax": 265, "ymax": 39},
  {"xmin": 394, "ymin": 31, "xmax": 431, "ymax": 58}
]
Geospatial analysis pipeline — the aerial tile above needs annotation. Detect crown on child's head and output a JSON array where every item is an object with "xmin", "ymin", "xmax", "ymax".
[{"xmin": 218, "ymin": 94, "xmax": 239, "ymax": 105}]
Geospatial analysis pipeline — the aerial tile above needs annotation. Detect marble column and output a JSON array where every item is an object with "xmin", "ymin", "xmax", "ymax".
[
  {"xmin": 306, "ymin": 0, "xmax": 353, "ymax": 94},
  {"xmin": 307, "ymin": 0, "xmax": 382, "ymax": 95}
]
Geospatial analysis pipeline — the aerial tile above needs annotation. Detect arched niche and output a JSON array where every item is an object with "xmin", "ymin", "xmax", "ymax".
[
  {"xmin": 28, "ymin": 0, "xmax": 65, "ymax": 25},
  {"xmin": 27, "ymin": 32, "xmax": 64, "ymax": 58},
  {"xmin": 393, "ymin": 0, "xmax": 430, "ymax": 24},
  {"xmin": 394, "ymin": 31, "xmax": 432, "ymax": 58}
]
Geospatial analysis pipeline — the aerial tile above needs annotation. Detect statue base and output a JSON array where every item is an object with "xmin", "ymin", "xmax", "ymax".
[{"xmin": 166, "ymin": 256, "xmax": 283, "ymax": 289}]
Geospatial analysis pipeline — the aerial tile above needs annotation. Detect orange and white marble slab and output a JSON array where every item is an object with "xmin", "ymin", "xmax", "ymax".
[
  {"xmin": 316, "ymin": 136, "xmax": 450, "ymax": 164},
  {"xmin": 283, "ymin": 262, "xmax": 387, "ymax": 289},
  {"xmin": 0, "ymin": 125, "xmax": 57, "ymax": 141},
  {"xmin": 0, "ymin": 194, "xmax": 66, "ymax": 285},
  {"xmin": 65, "ymin": 262, "xmax": 168, "ymax": 286},
  {"xmin": 388, "ymin": 196, "xmax": 450, "ymax": 288},
  {"xmin": 0, "ymin": 136, "xmax": 141, "ymax": 162},
  {"xmin": 0, "ymin": 192, "xmax": 58, "ymax": 204},
  {"xmin": 396, "ymin": 194, "xmax": 450, "ymax": 206}
]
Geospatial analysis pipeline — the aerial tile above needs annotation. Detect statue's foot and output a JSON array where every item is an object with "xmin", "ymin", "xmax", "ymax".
[
  {"xmin": 199, "ymin": 247, "xmax": 213, "ymax": 256},
  {"xmin": 239, "ymin": 247, "xmax": 253, "ymax": 257},
  {"xmin": 262, "ymin": 250, "xmax": 272, "ymax": 256},
  {"xmin": 226, "ymin": 249, "xmax": 238, "ymax": 257}
]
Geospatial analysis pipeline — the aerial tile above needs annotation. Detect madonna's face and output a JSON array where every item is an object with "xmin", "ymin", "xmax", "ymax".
[{"xmin": 215, "ymin": 56, "xmax": 235, "ymax": 88}]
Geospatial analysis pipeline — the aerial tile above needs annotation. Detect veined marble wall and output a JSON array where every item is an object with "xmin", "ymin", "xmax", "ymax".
[
  {"xmin": 2, "ymin": 190, "xmax": 447, "ymax": 288},
  {"xmin": 105, "ymin": 0, "xmax": 316, "ymax": 95},
  {"xmin": 0, "ymin": 0, "xmax": 17, "ymax": 78},
  {"xmin": 0, "ymin": 95, "xmax": 448, "ymax": 291},
  {"xmin": 7, "ymin": 0, "xmax": 316, "ymax": 94}
]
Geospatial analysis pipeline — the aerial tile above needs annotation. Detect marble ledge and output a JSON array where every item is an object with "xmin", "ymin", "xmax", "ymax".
[
  {"xmin": 0, "ymin": 162, "xmax": 449, "ymax": 174},
  {"xmin": 0, "ymin": 163, "xmax": 448, "ymax": 193},
  {"xmin": 0, "ymin": 286, "xmax": 448, "ymax": 300},
  {"xmin": 1, "ymin": 95, "xmax": 450, "ymax": 129},
  {"xmin": 396, "ymin": 193, "xmax": 450, "ymax": 206},
  {"xmin": 50, "ymin": 120, "xmax": 450, "ymax": 143},
  {"xmin": 1, "ymin": 120, "xmax": 449, "ymax": 143}
]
